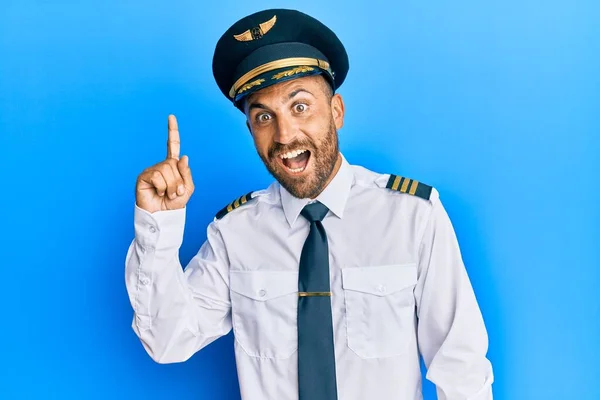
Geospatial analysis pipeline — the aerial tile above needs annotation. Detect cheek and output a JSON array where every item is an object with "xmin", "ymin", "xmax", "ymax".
[
  {"xmin": 251, "ymin": 130, "xmax": 273, "ymax": 155},
  {"xmin": 303, "ymin": 119, "xmax": 331, "ymax": 145}
]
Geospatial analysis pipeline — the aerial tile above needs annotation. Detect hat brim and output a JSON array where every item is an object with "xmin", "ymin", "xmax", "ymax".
[{"xmin": 233, "ymin": 64, "xmax": 331, "ymax": 107}]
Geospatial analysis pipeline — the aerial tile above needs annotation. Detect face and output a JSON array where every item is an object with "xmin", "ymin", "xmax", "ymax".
[{"xmin": 244, "ymin": 75, "xmax": 345, "ymax": 199}]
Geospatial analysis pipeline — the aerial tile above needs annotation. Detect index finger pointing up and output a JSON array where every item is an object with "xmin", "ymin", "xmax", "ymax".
[{"xmin": 167, "ymin": 114, "xmax": 180, "ymax": 160}]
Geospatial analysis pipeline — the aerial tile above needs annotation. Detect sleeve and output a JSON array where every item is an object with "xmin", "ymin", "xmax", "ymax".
[
  {"xmin": 124, "ymin": 204, "xmax": 232, "ymax": 364},
  {"xmin": 413, "ymin": 196, "xmax": 494, "ymax": 400}
]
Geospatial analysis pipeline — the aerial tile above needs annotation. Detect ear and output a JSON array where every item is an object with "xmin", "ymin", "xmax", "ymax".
[{"xmin": 330, "ymin": 93, "xmax": 345, "ymax": 130}]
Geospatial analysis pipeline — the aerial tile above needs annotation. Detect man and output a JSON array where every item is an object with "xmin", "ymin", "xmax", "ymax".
[{"xmin": 125, "ymin": 8, "xmax": 494, "ymax": 400}]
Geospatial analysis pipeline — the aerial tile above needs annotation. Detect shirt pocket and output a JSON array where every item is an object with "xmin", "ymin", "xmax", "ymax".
[
  {"xmin": 342, "ymin": 264, "xmax": 417, "ymax": 359},
  {"xmin": 229, "ymin": 270, "xmax": 298, "ymax": 359}
]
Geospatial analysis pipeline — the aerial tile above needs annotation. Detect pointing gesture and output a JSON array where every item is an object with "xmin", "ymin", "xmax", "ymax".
[
  {"xmin": 167, "ymin": 114, "xmax": 180, "ymax": 160},
  {"xmin": 136, "ymin": 115, "xmax": 195, "ymax": 213}
]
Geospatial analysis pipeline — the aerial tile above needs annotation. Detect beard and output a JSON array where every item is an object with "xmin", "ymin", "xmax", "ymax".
[{"xmin": 257, "ymin": 119, "xmax": 339, "ymax": 199}]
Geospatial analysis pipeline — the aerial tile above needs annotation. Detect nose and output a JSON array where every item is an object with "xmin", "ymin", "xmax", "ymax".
[{"xmin": 273, "ymin": 116, "xmax": 296, "ymax": 144}]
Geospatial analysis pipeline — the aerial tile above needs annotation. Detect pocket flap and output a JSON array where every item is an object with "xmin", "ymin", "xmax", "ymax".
[
  {"xmin": 230, "ymin": 270, "xmax": 299, "ymax": 301},
  {"xmin": 342, "ymin": 264, "xmax": 417, "ymax": 296}
]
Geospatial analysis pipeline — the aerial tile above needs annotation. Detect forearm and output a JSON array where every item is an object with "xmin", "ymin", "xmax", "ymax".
[
  {"xmin": 423, "ymin": 286, "xmax": 494, "ymax": 400},
  {"xmin": 125, "ymin": 205, "xmax": 231, "ymax": 363},
  {"xmin": 415, "ymin": 200, "xmax": 494, "ymax": 399}
]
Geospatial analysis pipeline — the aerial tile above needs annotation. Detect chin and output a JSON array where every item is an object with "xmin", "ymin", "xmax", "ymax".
[{"xmin": 277, "ymin": 170, "xmax": 324, "ymax": 199}]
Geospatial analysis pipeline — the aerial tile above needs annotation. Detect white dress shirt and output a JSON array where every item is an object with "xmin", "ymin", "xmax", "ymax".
[{"xmin": 125, "ymin": 154, "xmax": 494, "ymax": 400}]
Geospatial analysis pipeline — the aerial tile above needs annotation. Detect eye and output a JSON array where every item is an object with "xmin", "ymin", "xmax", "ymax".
[
  {"xmin": 293, "ymin": 103, "xmax": 308, "ymax": 113},
  {"xmin": 256, "ymin": 113, "xmax": 272, "ymax": 123}
]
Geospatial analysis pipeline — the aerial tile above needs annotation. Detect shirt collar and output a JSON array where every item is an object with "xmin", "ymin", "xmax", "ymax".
[{"xmin": 279, "ymin": 153, "xmax": 354, "ymax": 227}]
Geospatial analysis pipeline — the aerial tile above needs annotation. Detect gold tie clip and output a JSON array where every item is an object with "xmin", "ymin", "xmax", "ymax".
[{"xmin": 298, "ymin": 292, "xmax": 332, "ymax": 297}]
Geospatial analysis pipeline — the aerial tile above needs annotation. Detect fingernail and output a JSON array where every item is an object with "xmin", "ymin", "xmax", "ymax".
[
  {"xmin": 177, "ymin": 185, "xmax": 184, "ymax": 195},
  {"xmin": 170, "ymin": 192, "xmax": 177, "ymax": 199}
]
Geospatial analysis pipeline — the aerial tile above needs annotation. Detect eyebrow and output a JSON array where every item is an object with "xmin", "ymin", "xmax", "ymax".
[
  {"xmin": 288, "ymin": 88, "xmax": 314, "ymax": 99},
  {"xmin": 247, "ymin": 102, "xmax": 271, "ymax": 112},
  {"xmin": 247, "ymin": 88, "xmax": 315, "ymax": 112}
]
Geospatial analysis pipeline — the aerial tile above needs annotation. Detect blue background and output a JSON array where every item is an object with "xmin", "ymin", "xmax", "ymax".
[{"xmin": 1, "ymin": 0, "xmax": 598, "ymax": 399}]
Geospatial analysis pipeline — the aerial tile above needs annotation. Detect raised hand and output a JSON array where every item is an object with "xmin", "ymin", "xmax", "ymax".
[{"xmin": 135, "ymin": 115, "xmax": 195, "ymax": 213}]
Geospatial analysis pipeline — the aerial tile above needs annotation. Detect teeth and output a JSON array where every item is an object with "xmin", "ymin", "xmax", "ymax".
[
  {"xmin": 279, "ymin": 149, "xmax": 307, "ymax": 159},
  {"xmin": 287, "ymin": 166, "xmax": 305, "ymax": 173}
]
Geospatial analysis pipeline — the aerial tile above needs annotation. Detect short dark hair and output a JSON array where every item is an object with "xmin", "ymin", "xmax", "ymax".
[{"xmin": 317, "ymin": 74, "xmax": 334, "ymax": 98}]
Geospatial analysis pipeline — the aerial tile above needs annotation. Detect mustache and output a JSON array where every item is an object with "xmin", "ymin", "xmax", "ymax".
[{"xmin": 268, "ymin": 139, "xmax": 315, "ymax": 159}]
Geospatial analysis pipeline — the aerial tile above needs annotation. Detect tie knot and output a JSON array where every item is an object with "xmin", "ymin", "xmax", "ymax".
[{"xmin": 301, "ymin": 202, "xmax": 329, "ymax": 222}]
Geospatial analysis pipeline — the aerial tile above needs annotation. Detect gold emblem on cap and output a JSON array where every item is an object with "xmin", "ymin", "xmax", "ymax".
[
  {"xmin": 237, "ymin": 78, "xmax": 265, "ymax": 94},
  {"xmin": 272, "ymin": 66, "xmax": 315, "ymax": 80},
  {"xmin": 233, "ymin": 15, "xmax": 277, "ymax": 42}
]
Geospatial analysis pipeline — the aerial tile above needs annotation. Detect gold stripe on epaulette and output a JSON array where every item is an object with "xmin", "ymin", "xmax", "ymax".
[
  {"xmin": 409, "ymin": 180, "xmax": 419, "ymax": 195},
  {"xmin": 391, "ymin": 175, "xmax": 401, "ymax": 191},
  {"xmin": 401, "ymin": 178, "xmax": 411, "ymax": 193}
]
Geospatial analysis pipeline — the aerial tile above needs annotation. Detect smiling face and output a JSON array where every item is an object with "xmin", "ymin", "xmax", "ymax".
[{"xmin": 244, "ymin": 75, "xmax": 345, "ymax": 199}]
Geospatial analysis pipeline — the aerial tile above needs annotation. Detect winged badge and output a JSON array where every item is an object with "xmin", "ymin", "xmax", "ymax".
[{"xmin": 233, "ymin": 15, "xmax": 277, "ymax": 41}]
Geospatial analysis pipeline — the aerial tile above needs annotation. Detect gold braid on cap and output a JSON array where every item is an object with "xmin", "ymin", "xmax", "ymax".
[
  {"xmin": 272, "ymin": 66, "xmax": 315, "ymax": 80},
  {"xmin": 230, "ymin": 57, "xmax": 331, "ymax": 98},
  {"xmin": 237, "ymin": 79, "xmax": 265, "ymax": 94}
]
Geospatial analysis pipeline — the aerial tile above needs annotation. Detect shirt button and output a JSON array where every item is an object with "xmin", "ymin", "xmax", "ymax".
[
  {"xmin": 149, "ymin": 225, "xmax": 156, "ymax": 233},
  {"xmin": 258, "ymin": 289, "xmax": 267, "ymax": 297},
  {"xmin": 140, "ymin": 276, "xmax": 150, "ymax": 286},
  {"xmin": 377, "ymin": 284, "xmax": 386, "ymax": 293}
]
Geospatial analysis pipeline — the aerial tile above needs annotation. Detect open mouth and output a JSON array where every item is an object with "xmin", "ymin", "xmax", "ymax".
[{"xmin": 279, "ymin": 149, "xmax": 311, "ymax": 174}]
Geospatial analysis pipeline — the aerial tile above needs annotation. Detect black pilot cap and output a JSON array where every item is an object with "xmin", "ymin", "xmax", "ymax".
[{"xmin": 212, "ymin": 9, "xmax": 349, "ymax": 111}]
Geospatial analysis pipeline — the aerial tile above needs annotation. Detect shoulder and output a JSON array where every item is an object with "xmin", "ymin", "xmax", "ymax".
[
  {"xmin": 382, "ymin": 173, "xmax": 436, "ymax": 202},
  {"xmin": 214, "ymin": 191, "xmax": 256, "ymax": 220},
  {"xmin": 213, "ymin": 183, "xmax": 278, "ymax": 221},
  {"xmin": 351, "ymin": 164, "xmax": 439, "ymax": 204}
]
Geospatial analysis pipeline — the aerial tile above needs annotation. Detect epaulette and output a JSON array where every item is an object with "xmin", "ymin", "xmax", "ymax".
[
  {"xmin": 385, "ymin": 174, "xmax": 433, "ymax": 201},
  {"xmin": 215, "ymin": 191, "xmax": 255, "ymax": 220}
]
